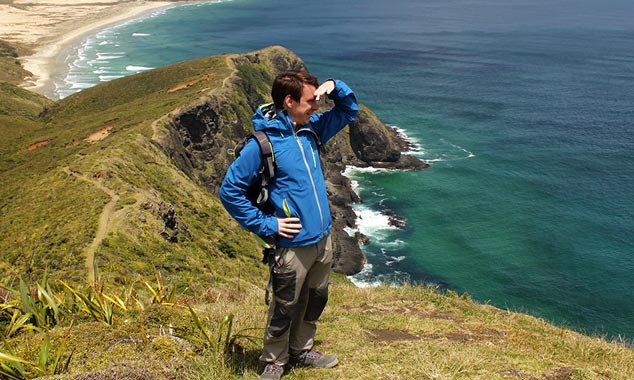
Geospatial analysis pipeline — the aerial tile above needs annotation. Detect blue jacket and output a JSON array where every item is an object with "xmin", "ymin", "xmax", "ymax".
[{"xmin": 219, "ymin": 80, "xmax": 359, "ymax": 248}]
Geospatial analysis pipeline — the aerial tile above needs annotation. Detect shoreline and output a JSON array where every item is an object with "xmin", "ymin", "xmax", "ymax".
[{"xmin": 0, "ymin": 1, "xmax": 176, "ymax": 99}]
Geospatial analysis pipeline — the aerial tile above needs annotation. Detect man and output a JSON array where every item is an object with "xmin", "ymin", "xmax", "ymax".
[{"xmin": 219, "ymin": 70, "xmax": 358, "ymax": 380}]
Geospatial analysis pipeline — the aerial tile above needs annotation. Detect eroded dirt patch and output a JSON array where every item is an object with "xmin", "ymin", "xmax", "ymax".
[
  {"xmin": 366, "ymin": 328, "xmax": 421, "ymax": 342},
  {"xmin": 84, "ymin": 126, "xmax": 113, "ymax": 144},
  {"xmin": 166, "ymin": 73, "xmax": 214, "ymax": 93},
  {"xmin": 354, "ymin": 303, "xmax": 460, "ymax": 322},
  {"xmin": 27, "ymin": 139, "xmax": 50, "ymax": 150}
]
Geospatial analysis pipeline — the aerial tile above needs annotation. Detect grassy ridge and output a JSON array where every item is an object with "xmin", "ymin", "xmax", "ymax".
[
  {"xmin": 0, "ymin": 44, "xmax": 633, "ymax": 379},
  {"xmin": 0, "ymin": 52, "xmax": 261, "ymax": 287}
]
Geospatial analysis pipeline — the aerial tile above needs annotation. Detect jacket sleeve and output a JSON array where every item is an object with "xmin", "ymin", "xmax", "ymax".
[
  {"xmin": 310, "ymin": 79, "xmax": 359, "ymax": 143},
  {"xmin": 219, "ymin": 139, "xmax": 279, "ymax": 237}
]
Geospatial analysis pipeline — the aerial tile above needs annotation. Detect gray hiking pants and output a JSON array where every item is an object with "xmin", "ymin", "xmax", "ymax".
[{"xmin": 260, "ymin": 234, "xmax": 333, "ymax": 365}]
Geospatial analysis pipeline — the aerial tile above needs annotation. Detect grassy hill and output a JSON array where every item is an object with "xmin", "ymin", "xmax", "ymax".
[
  {"xmin": 0, "ymin": 50, "xmax": 262, "ymax": 286},
  {"xmin": 0, "ymin": 43, "xmax": 632, "ymax": 379},
  {"xmin": 0, "ymin": 41, "xmax": 31, "ymax": 85}
]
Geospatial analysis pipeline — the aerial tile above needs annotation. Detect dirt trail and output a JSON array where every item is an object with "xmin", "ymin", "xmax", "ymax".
[{"xmin": 63, "ymin": 166, "xmax": 119, "ymax": 283}]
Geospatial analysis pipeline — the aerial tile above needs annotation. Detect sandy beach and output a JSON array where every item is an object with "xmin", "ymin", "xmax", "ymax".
[{"xmin": 0, "ymin": 0, "xmax": 175, "ymax": 97}]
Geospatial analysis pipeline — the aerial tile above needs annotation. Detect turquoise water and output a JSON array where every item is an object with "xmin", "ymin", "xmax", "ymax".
[{"xmin": 56, "ymin": 0, "xmax": 634, "ymax": 340}]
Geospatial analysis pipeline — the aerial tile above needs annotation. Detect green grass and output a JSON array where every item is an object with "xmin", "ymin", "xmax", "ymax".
[
  {"xmin": 2, "ymin": 277, "xmax": 631, "ymax": 380},
  {"xmin": 0, "ymin": 52, "xmax": 260, "ymax": 285},
  {"xmin": 0, "ymin": 40, "xmax": 32, "ymax": 84},
  {"xmin": 0, "ymin": 45, "xmax": 632, "ymax": 379}
]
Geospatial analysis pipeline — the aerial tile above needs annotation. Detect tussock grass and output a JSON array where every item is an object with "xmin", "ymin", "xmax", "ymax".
[
  {"xmin": 1, "ymin": 47, "xmax": 632, "ymax": 379},
  {"xmin": 3, "ymin": 278, "xmax": 631, "ymax": 379}
]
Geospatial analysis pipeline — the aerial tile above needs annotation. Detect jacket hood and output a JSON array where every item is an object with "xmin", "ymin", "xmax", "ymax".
[{"xmin": 252, "ymin": 103, "xmax": 295, "ymax": 134}]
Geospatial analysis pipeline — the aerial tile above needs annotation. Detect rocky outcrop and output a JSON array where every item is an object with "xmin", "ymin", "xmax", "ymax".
[
  {"xmin": 157, "ymin": 46, "xmax": 428, "ymax": 275},
  {"xmin": 349, "ymin": 107, "xmax": 429, "ymax": 170}
]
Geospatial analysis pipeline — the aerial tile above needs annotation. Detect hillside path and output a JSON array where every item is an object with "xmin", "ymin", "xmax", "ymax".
[{"xmin": 63, "ymin": 166, "xmax": 119, "ymax": 283}]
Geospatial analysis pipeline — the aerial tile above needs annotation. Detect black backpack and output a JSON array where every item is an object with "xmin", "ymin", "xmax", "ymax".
[{"xmin": 231, "ymin": 131, "xmax": 277, "ymax": 251}]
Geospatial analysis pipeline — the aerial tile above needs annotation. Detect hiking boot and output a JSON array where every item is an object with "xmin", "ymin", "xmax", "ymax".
[
  {"xmin": 290, "ymin": 349, "xmax": 338, "ymax": 368},
  {"xmin": 260, "ymin": 363, "xmax": 284, "ymax": 380}
]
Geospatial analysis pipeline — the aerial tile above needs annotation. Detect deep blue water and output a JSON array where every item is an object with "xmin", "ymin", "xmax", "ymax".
[{"xmin": 56, "ymin": 0, "xmax": 634, "ymax": 340}]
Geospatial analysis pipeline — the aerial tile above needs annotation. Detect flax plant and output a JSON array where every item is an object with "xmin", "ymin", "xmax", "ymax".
[
  {"xmin": 186, "ymin": 305, "xmax": 261, "ymax": 365},
  {"xmin": 0, "ymin": 326, "xmax": 73, "ymax": 379},
  {"xmin": 0, "ymin": 275, "xmax": 62, "ymax": 336},
  {"xmin": 1, "ymin": 310, "xmax": 39, "ymax": 338},
  {"xmin": 60, "ymin": 282, "xmax": 126, "ymax": 326},
  {"xmin": 143, "ymin": 272, "xmax": 178, "ymax": 305},
  {"xmin": 186, "ymin": 305, "xmax": 235, "ymax": 354}
]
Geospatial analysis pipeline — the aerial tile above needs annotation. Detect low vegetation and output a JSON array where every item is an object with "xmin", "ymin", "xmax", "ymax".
[
  {"xmin": 1, "ymin": 275, "xmax": 632, "ymax": 379},
  {"xmin": 0, "ymin": 43, "xmax": 632, "ymax": 379},
  {"xmin": 0, "ymin": 40, "xmax": 31, "ymax": 84}
]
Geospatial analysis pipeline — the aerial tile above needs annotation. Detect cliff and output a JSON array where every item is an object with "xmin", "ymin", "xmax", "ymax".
[
  {"xmin": 0, "ymin": 43, "xmax": 632, "ymax": 380},
  {"xmin": 0, "ymin": 45, "xmax": 426, "ymax": 283},
  {"xmin": 153, "ymin": 46, "xmax": 428, "ymax": 275}
]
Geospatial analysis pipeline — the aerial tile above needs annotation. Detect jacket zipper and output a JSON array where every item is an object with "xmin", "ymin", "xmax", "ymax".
[
  {"xmin": 309, "ymin": 145, "xmax": 317, "ymax": 168},
  {"xmin": 293, "ymin": 129, "xmax": 324, "ymax": 236}
]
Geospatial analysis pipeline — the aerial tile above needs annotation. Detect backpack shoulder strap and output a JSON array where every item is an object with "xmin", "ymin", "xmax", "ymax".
[
  {"xmin": 250, "ymin": 131, "xmax": 276, "ymax": 207},
  {"xmin": 252, "ymin": 131, "xmax": 275, "ymax": 182}
]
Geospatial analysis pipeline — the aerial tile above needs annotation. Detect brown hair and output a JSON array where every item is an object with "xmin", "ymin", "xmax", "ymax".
[{"xmin": 271, "ymin": 70, "xmax": 319, "ymax": 110}]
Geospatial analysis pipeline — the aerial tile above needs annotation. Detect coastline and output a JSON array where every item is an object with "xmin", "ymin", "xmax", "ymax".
[{"xmin": 0, "ymin": 0, "xmax": 176, "ymax": 99}]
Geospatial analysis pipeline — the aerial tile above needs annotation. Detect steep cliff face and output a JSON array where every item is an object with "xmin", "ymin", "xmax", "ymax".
[
  {"xmin": 3, "ymin": 44, "xmax": 630, "ymax": 380},
  {"xmin": 157, "ymin": 46, "xmax": 427, "ymax": 275}
]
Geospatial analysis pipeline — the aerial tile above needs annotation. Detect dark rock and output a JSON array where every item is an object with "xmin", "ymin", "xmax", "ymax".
[
  {"xmin": 156, "ymin": 46, "xmax": 428, "ymax": 276},
  {"xmin": 355, "ymin": 231, "xmax": 370, "ymax": 245},
  {"xmin": 331, "ymin": 229, "xmax": 366, "ymax": 275},
  {"xmin": 349, "ymin": 108, "xmax": 402, "ymax": 163},
  {"xmin": 382, "ymin": 209, "xmax": 407, "ymax": 230}
]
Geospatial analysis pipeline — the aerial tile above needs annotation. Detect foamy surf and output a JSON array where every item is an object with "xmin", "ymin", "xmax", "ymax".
[
  {"xmin": 349, "ymin": 264, "xmax": 382, "ymax": 288},
  {"xmin": 126, "ymin": 65, "xmax": 154, "ymax": 72},
  {"xmin": 344, "ymin": 165, "xmax": 412, "ymax": 287},
  {"xmin": 390, "ymin": 125, "xmax": 476, "ymax": 162},
  {"xmin": 54, "ymin": 3, "xmax": 185, "ymax": 99},
  {"xmin": 96, "ymin": 53, "xmax": 126, "ymax": 60},
  {"xmin": 98, "ymin": 75, "xmax": 125, "ymax": 81}
]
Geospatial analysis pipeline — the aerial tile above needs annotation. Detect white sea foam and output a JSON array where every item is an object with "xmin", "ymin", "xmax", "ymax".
[
  {"xmin": 421, "ymin": 139, "xmax": 476, "ymax": 162},
  {"xmin": 93, "ymin": 68, "xmax": 114, "ymax": 74},
  {"xmin": 343, "ymin": 165, "xmax": 388, "ymax": 177},
  {"xmin": 126, "ymin": 65, "xmax": 154, "ymax": 72},
  {"xmin": 349, "ymin": 178, "xmax": 359, "ymax": 191},
  {"xmin": 99, "ymin": 75, "xmax": 124, "ymax": 81},
  {"xmin": 54, "ymin": 0, "xmax": 224, "ymax": 99},
  {"xmin": 353, "ymin": 206, "xmax": 400, "ymax": 236},
  {"xmin": 385, "ymin": 256, "xmax": 406, "ymax": 266},
  {"xmin": 343, "ymin": 226, "xmax": 356, "ymax": 237},
  {"xmin": 382, "ymin": 239, "xmax": 406, "ymax": 248},
  {"xmin": 441, "ymin": 138, "xmax": 476, "ymax": 158},
  {"xmin": 391, "ymin": 125, "xmax": 424, "ymax": 153},
  {"xmin": 348, "ymin": 264, "xmax": 381, "ymax": 288},
  {"xmin": 342, "ymin": 162, "xmax": 412, "ymax": 288},
  {"xmin": 388, "ymin": 125, "xmax": 477, "ymax": 162},
  {"xmin": 96, "ymin": 53, "xmax": 125, "ymax": 60}
]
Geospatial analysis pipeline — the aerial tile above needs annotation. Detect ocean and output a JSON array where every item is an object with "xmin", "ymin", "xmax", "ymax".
[{"xmin": 54, "ymin": 0, "xmax": 634, "ymax": 341}]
